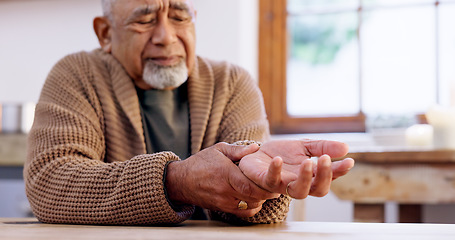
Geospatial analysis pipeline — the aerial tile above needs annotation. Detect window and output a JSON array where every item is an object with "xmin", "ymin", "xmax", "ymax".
[{"xmin": 259, "ymin": 0, "xmax": 455, "ymax": 133}]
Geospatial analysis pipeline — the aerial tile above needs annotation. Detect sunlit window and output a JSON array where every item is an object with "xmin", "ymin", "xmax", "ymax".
[{"xmin": 283, "ymin": 0, "xmax": 455, "ymax": 130}]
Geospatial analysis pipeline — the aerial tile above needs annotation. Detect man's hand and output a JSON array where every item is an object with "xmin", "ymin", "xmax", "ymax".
[
  {"xmin": 238, "ymin": 139, "xmax": 355, "ymax": 199},
  {"xmin": 165, "ymin": 142, "xmax": 280, "ymax": 218}
]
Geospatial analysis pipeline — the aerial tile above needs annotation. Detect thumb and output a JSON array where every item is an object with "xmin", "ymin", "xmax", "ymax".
[{"xmin": 215, "ymin": 142, "xmax": 260, "ymax": 162}]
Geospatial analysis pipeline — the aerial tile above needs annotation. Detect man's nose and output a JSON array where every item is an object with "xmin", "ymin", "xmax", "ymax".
[{"xmin": 151, "ymin": 18, "xmax": 177, "ymax": 46}]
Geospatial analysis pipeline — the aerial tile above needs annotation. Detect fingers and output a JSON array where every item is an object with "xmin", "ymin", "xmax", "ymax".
[
  {"xmin": 204, "ymin": 194, "xmax": 265, "ymax": 218},
  {"xmin": 309, "ymin": 154, "xmax": 333, "ymax": 197},
  {"xmin": 331, "ymin": 158, "xmax": 355, "ymax": 180},
  {"xmin": 215, "ymin": 142, "xmax": 260, "ymax": 162},
  {"xmin": 209, "ymin": 193, "xmax": 265, "ymax": 218},
  {"xmin": 286, "ymin": 159, "xmax": 313, "ymax": 199},
  {"xmin": 264, "ymin": 156, "xmax": 283, "ymax": 190},
  {"xmin": 234, "ymin": 208, "xmax": 263, "ymax": 218},
  {"xmin": 302, "ymin": 139, "xmax": 349, "ymax": 158},
  {"xmin": 241, "ymin": 200, "xmax": 265, "ymax": 210},
  {"xmin": 230, "ymin": 200, "xmax": 266, "ymax": 218},
  {"xmin": 229, "ymin": 169, "xmax": 280, "ymax": 202}
]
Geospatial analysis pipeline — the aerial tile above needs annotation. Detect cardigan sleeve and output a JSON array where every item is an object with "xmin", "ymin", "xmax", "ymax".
[
  {"xmin": 209, "ymin": 65, "xmax": 291, "ymax": 224},
  {"xmin": 24, "ymin": 52, "xmax": 194, "ymax": 225}
]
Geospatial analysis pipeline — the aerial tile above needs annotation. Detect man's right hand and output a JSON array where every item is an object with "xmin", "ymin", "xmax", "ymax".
[{"xmin": 165, "ymin": 142, "xmax": 280, "ymax": 218}]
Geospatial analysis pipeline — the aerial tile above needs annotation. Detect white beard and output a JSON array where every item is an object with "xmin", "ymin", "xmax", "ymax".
[{"xmin": 142, "ymin": 60, "xmax": 188, "ymax": 89}]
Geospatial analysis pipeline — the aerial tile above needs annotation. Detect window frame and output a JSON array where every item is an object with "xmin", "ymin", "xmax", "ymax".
[{"xmin": 258, "ymin": 0, "xmax": 366, "ymax": 134}]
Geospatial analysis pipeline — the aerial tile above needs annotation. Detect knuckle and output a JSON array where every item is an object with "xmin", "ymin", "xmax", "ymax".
[
  {"xmin": 261, "ymin": 191, "xmax": 277, "ymax": 200},
  {"xmin": 239, "ymin": 182, "xmax": 254, "ymax": 198},
  {"xmin": 319, "ymin": 190, "xmax": 330, "ymax": 197},
  {"xmin": 214, "ymin": 142, "xmax": 228, "ymax": 149},
  {"xmin": 265, "ymin": 176, "xmax": 279, "ymax": 190},
  {"xmin": 293, "ymin": 192, "xmax": 309, "ymax": 199},
  {"xmin": 310, "ymin": 187, "xmax": 330, "ymax": 198}
]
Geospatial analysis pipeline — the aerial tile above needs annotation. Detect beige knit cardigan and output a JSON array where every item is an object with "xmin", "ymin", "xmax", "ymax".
[{"xmin": 24, "ymin": 49, "xmax": 290, "ymax": 225}]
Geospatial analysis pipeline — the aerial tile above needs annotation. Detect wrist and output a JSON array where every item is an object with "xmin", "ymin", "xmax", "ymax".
[{"xmin": 164, "ymin": 161, "xmax": 189, "ymax": 205}]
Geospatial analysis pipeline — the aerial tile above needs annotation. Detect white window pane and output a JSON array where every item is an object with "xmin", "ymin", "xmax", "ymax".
[
  {"xmin": 288, "ymin": 0, "xmax": 358, "ymax": 12},
  {"xmin": 287, "ymin": 13, "xmax": 360, "ymax": 116},
  {"xmin": 363, "ymin": 0, "xmax": 435, "ymax": 7},
  {"xmin": 439, "ymin": 4, "xmax": 455, "ymax": 106},
  {"xmin": 361, "ymin": 6, "xmax": 437, "ymax": 115}
]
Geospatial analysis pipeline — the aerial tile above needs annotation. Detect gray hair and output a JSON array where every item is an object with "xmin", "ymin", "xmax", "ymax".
[{"xmin": 101, "ymin": 0, "xmax": 117, "ymax": 21}]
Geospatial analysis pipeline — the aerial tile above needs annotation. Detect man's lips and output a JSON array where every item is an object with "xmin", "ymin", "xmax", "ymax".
[{"xmin": 146, "ymin": 56, "xmax": 181, "ymax": 66}]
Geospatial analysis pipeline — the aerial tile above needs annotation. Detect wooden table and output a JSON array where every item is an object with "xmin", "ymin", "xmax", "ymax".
[
  {"xmin": 331, "ymin": 147, "xmax": 455, "ymax": 223},
  {"xmin": 1, "ymin": 218, "xmax": 455, "ymax": 240}
]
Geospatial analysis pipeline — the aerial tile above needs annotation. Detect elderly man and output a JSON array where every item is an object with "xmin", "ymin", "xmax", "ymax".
[{"xmin": 24, "ymin": 0, "xmax": 354, "ymax": 225}]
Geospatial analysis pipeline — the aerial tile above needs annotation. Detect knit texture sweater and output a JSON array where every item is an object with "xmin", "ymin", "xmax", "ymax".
[{"xmin": 24, "ymin": 49, "xmax": 290, "ymax": 225}]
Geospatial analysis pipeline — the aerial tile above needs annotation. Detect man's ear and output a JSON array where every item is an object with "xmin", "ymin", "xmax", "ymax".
[{"xmin": 93, "ymin": 16, "xmax": 112, "ymax": 53}]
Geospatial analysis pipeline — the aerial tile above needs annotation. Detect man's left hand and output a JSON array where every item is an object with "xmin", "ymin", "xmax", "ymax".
[{"xmin": 238, "ymin": 139, "xmax": 355, "ymax": 199}]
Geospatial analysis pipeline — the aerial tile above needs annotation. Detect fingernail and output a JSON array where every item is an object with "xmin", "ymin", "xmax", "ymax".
[
  {"xmin": 274, "ymin": 158, "xmax": 282, "ymax": 167},
  {"xmin": 321, "ymin": 156, "xmax": 331, "ymax": 167},
  {"xmin": 304, "ymin": 160, "xmax": 312, "ymax": 171}
]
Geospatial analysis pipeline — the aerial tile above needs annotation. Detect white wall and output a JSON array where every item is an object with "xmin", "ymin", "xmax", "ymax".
[
  {"xmin": 193, "ymin": 0, "xmax": 258, "ymax": 81},
  {"xmin": 0, "ymin": 0, "xmax": 101, "ymax": 103},
  {"xmin": 0, "ymin": 0, "xmax": 258, "ymax": 103}
]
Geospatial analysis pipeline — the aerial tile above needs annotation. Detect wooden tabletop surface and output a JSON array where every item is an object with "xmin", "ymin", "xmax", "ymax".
[{"xmin": 1, "ymin": 218, "xmax": 454, "ymax": 240}]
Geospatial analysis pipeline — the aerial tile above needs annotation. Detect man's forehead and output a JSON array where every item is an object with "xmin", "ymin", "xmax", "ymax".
[
  {"xmin": 110, "ymin": 0, "xmax": 195, "ymax": 23},
  {"xmin": 115, "ymin": 0, "xmax": 194, "ymax": 11}
]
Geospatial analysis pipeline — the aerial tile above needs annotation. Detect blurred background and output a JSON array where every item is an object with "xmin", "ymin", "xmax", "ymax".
[{"xmin": 1, "ymin": 0, "xmax": 455, "ymax": 223}]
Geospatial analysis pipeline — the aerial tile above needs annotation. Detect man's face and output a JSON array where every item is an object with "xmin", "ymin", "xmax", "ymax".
[{"xmin": 108, "ymin": 0, "xmax": 196, "ymax": 89}]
